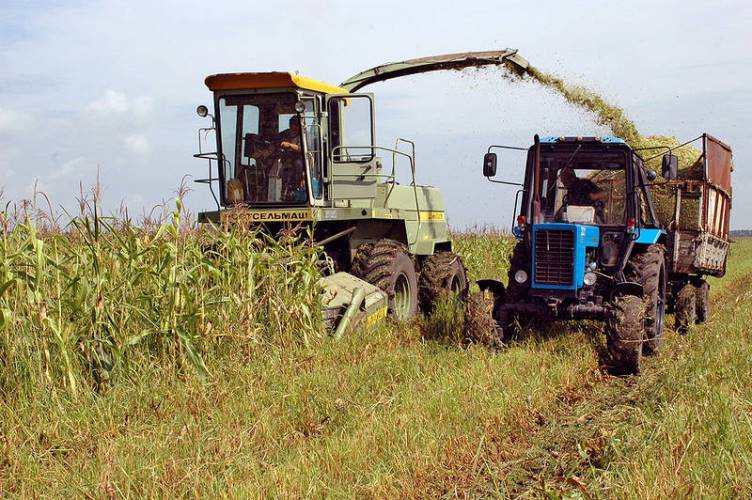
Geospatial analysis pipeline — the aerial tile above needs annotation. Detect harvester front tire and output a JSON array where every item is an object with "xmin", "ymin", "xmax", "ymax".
[
  {"xmin": 695, "ymin": 280, "xmax": 710, "ymax": 324},
  {"xmin": 675, "ymin": 282, "xmax": 696, "ymax": 333},
  {"xmin": 352, "ymin": 239, "xmax": 419, "ymax": 321},
  {"xmin": 606, "ymin": 295, "xmax": 643, "ymax": 376},
  {"xmin": 626, "ymin": 245, "xmax": 666, "ymax": 355},
  {"xmin": 419, "ymin": 252, "xmax": 468, "ymax": 313}
]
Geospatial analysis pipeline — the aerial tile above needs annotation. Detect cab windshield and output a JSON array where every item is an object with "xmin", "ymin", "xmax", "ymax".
[
  {"xmin": 537, "ymin": 149, "xmax": 627, "ymax": 225},
  {"xmin": 218, "ymin": 93, "xmax": 307, "ymax": 205}
]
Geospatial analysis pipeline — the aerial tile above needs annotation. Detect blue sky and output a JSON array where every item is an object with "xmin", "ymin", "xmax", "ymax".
[{"xmin": 1, "ymin": 0, "xmax": 750, "ymax": 228}]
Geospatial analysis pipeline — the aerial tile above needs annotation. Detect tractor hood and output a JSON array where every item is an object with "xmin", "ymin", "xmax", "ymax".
[{"xmin": 340, "ymin": 49, "xmax": 530, "ymax": 92}]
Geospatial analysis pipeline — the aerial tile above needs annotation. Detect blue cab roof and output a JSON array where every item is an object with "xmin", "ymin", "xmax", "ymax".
[{"xmin": 539, "ymin": 136, "xmax": 626, "ymax": 144}]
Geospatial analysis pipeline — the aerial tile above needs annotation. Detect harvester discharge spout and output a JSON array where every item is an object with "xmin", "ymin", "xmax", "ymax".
[{"xmin": 340, "ymin": 49, "xmax": 530, "ymax": 92}]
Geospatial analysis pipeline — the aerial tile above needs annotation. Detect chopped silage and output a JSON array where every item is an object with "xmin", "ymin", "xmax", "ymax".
[{"xmin": 516, "ymin": 66, "xmax": 705, "ymax": 229}]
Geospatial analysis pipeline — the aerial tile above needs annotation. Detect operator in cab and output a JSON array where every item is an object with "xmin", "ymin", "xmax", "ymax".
[
  {"xmin": 559, "ymin": 167, "xmax": 607, "ymax": 223},
  {"xmin": 276, "ymin": 116, "xmax": 306, "ymax": 202}
]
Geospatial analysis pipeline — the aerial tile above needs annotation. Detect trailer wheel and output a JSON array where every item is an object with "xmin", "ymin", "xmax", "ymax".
[
  {"xmin": 352, "ymin": 239, "xmax": 418, "ymax": 321},
  {"xmin": 675, "ymin": 282, "xmax": 696, "ymax": 334},
  {"xmin": 626, "ymin": 245, "xmax": 666, "ymax": 355},
  {"xmin": 695, "ymin": 280, "xmax": 710, "ymax": 324},
  {"xmin": 419, "ymin": 252, "xmax": 468, "ymax": 313},
  {"xmin": 606, "ymin": 295, "xmax": 643, "ymax": 376}
]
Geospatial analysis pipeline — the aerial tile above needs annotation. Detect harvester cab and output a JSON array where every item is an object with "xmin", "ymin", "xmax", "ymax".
[
  {"xmin": 481, "ymin": 135, "xmax": 675, "ymax": 374},
  {"xmin": 194, "ymin": 72, "xmax": 381, "ymax": 218}
]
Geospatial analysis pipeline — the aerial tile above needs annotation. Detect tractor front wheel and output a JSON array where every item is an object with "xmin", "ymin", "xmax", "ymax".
[
  {"xmin": 606, "ymin": 295, "xmax": 643, "ymax": 376},
  {"xmin": 419, "ymin": 251, "xmax": 468, "ymax": 313},
  {"xmin": 352, "ymin": 239, "xmax": 419, "ymax": 321},
  {"xmin": 626, "ymin": 245, "xmax": 666, "ymax": 355}
]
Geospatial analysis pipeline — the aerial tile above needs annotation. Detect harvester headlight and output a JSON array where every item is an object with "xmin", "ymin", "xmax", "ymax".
[
  {"xmin": 294, "ymin": 100, "xmax": 306, "ymax": 113},
  {"xmin": 514, "ymin": 269, "xmax": 528, "ymax": 284},
  {"xmin": 196, "ymin": 105, "xmax": 209, "ymax": 118},
  {"xmin": 583, "ymin": 271, "xmax": 597, "ymax": 286}
]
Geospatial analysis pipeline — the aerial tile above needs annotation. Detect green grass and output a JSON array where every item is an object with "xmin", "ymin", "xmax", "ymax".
[{"xmin": 1, "ymin": 211, "xmax": 751, "ymax": 496}]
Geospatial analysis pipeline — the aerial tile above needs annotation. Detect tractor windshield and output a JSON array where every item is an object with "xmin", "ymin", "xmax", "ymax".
[
  {"xmin": 537, "ymin": 149, "xmax": 627, "ymax": 225},
  {"xmin": 217, "ymin": 93, "xmax": 307, "ymax": 205}
]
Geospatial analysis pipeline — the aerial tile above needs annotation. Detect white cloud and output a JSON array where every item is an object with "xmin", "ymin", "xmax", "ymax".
[
  {"xmin": 86, "ymin": 89, "xmax": 129, "ymax": 114},
  {"xmin": 124, "ymin": 133, "xmax": 150, "ymax": 156},
  {"xmin": 0, "ymin": 167, "xmax": 15, "ymax": 181},
  {"xmin": 0, "ymin": 108, "xmax": 35, "ymax": 135},
  {"xmin": 50, "ymin": 156, "xmax": 94, "ymax": 180},
  {"xmin": 86, "ymin": 89, "xmax": 152, "ymax": 123}
]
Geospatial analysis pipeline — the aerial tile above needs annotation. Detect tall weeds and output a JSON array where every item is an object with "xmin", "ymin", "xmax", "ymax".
[{"xmin": 0, "ymin": 197, "xmax": 323, "ymax": 398}]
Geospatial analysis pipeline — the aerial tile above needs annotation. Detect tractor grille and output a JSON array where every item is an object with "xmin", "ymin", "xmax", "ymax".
[{"xmin": 534, "ymin": 229, "xmax": 575, "ymax": 286}]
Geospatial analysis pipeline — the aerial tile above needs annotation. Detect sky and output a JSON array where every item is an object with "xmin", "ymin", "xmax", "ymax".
[{"xmin": 1, "ymin": 0, "xmax": 750, "ymax": 228}]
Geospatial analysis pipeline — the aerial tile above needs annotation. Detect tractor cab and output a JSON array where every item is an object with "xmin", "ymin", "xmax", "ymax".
[
  {"xmin": 484, "ymin": 135, "xmax": 668, "ymax": 295},
  {"xmin": 195, "ymin": 72, "xmax": 379, "ymax": 217}
]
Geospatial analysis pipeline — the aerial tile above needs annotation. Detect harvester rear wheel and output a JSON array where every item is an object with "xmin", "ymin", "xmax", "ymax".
[
  {"xmin": 606, "ymin": 295, "xmax": 643, "ymax": 376},
  {"xmin": 626, "ymin": 245, "xmax": 666, "ymax": 355},
  {"xmin": 695, "ymin": 280, "xmax": 710, "ymax": 324},
  {"xmin": 419, "ymin": 252, "xmax": 468, "ymax": 313},
  {"xmin": 352, "ymin": 239, "xmax": 418, "ymax": 321},
  {"xmin": 675, "ymin": 282, "xmax": 696, "ymax": 333}
]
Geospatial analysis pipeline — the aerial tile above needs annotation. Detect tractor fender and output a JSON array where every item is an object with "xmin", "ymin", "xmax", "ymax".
[
  {"xmin": 476, "ymin": 279, "xmax": 506, "ymax": 300},
  {"xmin": 612, "ymin": 280, "xmax": 644, "ymax": 298}
]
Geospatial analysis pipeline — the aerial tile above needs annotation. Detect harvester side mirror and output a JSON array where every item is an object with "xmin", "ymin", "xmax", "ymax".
[
  {"xmin": 662, "ymin": 154, "xmax": 678, "ymax": 180},
  {"xmin": 483, "ymin": 153, "xmax": 498, "ymax": 177}
]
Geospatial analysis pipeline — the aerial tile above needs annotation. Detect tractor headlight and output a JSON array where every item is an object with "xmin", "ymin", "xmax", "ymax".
[
  {"xmin": 514, "ymin": 269, "xmax": 528, "ymax": 284},
  {"xmin": 584, "ymin": 271, "xmax": 597, "ymax": 286}
]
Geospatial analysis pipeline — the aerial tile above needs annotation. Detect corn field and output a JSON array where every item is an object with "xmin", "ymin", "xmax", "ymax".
[{"xmin": 0, "ymin": 199, "xmax": 324, "ymax": 398}]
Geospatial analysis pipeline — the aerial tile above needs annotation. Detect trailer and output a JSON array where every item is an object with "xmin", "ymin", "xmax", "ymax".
[{"xmin": 662, "ymin": 134, "xmax": 733, "ymax": 331}]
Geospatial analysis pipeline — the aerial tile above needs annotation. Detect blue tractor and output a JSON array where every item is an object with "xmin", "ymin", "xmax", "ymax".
[{"xmin": 479, "ymin": 135, "xmax": 680, "ymax": 375}]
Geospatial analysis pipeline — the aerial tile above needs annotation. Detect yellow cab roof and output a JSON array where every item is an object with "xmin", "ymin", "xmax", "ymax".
[{"xmin": 204, "ymin": 72, "xmax": 349, "ymax": 94}]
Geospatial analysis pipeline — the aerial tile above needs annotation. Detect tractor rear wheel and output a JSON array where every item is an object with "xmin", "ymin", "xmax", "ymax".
[
  {"xmin": 352, "ymin": 239, "xmax": 419, "ymax": 321},
  {"xmin": 606, "ymin": 295, "xmax": 644, "ymax": 376},
  {"xmin": 419, "ymin": 251, "xmax": 468, "ymax": 313},
  {"xmin": 675, "ymin": 282, "xmax": 696, "ymax": 333},
  {"xmin": 695, "ymin": 280, "xmax": 710, "ymax": 324},
  {"xmin": 626, "ymin": 245, "xmax": 666, "ymax": 355}
]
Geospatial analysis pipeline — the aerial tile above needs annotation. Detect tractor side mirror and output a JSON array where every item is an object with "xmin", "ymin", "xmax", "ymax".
[
  {"xmin": 645, "ymin": 169, "xmax": 657, "ymax": 181},
  {"xmin": 483, "ymin": 153, "xmax": 498, "ymax": 177},
  {"xmin": 662, "ymin": 154, "xmax": 678, "ymax": 180}
]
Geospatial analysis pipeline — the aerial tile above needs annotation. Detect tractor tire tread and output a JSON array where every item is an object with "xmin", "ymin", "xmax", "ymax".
[
  {"xmin": 626, "ymin": 244, "xmax": 665, "ymax": 355},
  {"xmin": 607, "ymin": 294, "xmax": 643, "ymax": 376}
]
